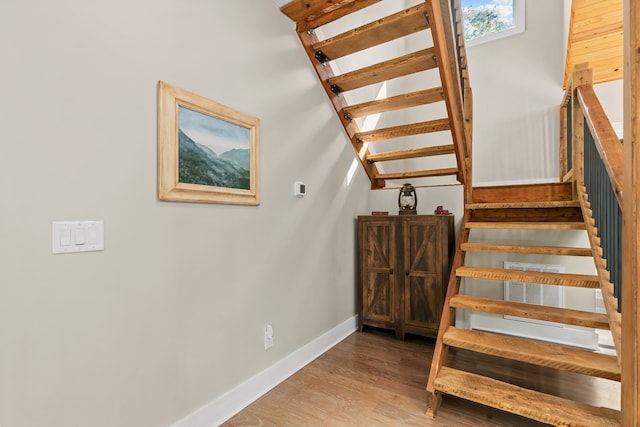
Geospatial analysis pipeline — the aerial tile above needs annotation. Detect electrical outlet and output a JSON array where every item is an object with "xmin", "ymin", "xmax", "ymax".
[{"xmin": 264, "ymin": 324, "xmax": 273, "ymax": 350}]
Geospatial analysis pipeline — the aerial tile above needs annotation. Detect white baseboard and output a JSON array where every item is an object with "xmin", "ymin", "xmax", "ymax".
[{"xmin": 171, "ymin": 315, "xmax": 358, "ymax": 427}]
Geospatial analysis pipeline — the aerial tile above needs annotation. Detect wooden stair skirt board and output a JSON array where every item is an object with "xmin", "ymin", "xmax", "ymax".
[
  {"xmin": 443, "ymin": 327, "xmax": 620, "ymax": 380},
  {"xmin": 450, "ymin": 295, "xmax": 611, "ymax": 329},
  {"xmin": 434, "ymin": 367, "xmax": 621, "ymax": 427},
  {"xmin": 456, "ymin": 266, "xmax": 600, "ymax": 288}
]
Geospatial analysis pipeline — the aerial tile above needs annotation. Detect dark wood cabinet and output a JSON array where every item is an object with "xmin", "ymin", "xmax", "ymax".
[{"xmin": 357, "ymin": 214, "xmax": 454, "ymax": 339}]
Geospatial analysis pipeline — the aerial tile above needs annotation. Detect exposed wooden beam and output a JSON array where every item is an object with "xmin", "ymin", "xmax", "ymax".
[{"xmin": 622, "ymin": 0, "xmax": 640, "ymax": 423}]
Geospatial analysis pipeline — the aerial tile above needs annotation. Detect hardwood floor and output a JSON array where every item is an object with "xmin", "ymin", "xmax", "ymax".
[{"xmin": 223, "ymin": 328, "xmax": 620, "ymax": 426}]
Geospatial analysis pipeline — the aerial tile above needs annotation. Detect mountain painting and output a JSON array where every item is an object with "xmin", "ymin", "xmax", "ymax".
[{"xmin": 178, "ymin": 106, "xmax": 250, "ymax": 190}]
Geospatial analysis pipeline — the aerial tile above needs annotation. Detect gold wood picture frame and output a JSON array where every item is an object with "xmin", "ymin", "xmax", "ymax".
[{"xmin": 157, "ymin": 81, "xmax": 260, "ymax": 205}]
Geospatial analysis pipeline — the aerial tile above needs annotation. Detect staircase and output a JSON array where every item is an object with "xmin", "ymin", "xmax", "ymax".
[
  {"xmin": 426, "ymin": 181, "xmax": 621, "ymax": 426},
  {"xmin": 279, "ymin": 0, "xmax": 470, "ymax": 190},
  {"xmin": 278, "ymin": 0, "xmax": 621, "ymax": 425}
]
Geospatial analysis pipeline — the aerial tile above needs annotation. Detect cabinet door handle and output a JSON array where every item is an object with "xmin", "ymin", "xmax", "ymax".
[{"xmin": 389, "ymin": 269, "xmax": 394, "ymax": 275}]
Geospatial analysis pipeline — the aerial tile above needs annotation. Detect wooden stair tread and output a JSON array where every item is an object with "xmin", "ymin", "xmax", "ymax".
[
  {"xmin": 356, "ymin": 118, "xmax": 450, "ymax": 142},
  {"xmin": 377, "ymin": 168, "xmax": 459, "ymax": 181},
  {"xmin": 434, "ymin": 367, "xmax": 621, "ymax": 426},
  {"xmin": 281, "ymin": 0, "xmax": 381, "ymax": 32},
  {"xmin": 461, "ymin": 242, "xmax": 592, "ymax": 256},
  {"xmin": 466, "ymin": 221, "xmax": 586, "ymax": 230},
  {"xmin": 443, "ymin": 327, "xmax": 620, "ymax": 380},
  {"xmin": 328, "ymin": 48, "xmax": 437, "ymax": 92},
  {"xmin": 366, "ymin": 145, "xmax": 455, "ymax": 163},
  {"xmin": 466, "ymin": 200, "xmax": 581, "ymax": 209},
  {"xmin": 343, "ymin": 87, "xmax": 444, "ymax": 118},
  {"xmin": 312, "ymin": 4, "xmax": 429, "ymax": 61},
  {"xmin": 456, "ymin": 266, "xmax": 600, "ymax": 288},
  {"xmin": 450, "ymin": 295, "xmax": 611, "ymax": 329}
]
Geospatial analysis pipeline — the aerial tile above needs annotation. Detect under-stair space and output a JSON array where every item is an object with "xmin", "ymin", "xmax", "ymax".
[
  {"xmin": 426, "ymin": 182, "xmax": 621, "ymax": 426},
  {"xmin": 279, "ymin": 0, "xmax": 470, "ymax": 190}
]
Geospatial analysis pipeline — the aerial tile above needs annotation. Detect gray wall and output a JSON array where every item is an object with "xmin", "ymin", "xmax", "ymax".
[{"xmin": 0, "ymin": 1, "xmax": 370, "ymax": 426}]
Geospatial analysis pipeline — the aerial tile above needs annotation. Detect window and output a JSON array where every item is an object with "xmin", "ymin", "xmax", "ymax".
[{"xmin": 461, "ymin": 0, "xmax": 525, "ymax": 46}]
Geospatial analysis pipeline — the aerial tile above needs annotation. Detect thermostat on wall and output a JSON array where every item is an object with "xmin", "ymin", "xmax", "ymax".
[{"xmin": 294, "ymin": 181, "xmax": 306, "ymax": 197}]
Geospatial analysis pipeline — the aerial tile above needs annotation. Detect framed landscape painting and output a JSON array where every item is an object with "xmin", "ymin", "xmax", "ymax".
[{"xmin": 157, "ymin": 81, "xmax": 260, "ymax": 205}]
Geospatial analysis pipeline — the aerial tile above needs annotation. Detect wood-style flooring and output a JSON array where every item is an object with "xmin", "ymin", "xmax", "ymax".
[{"xmin": 223, "ymin": 328, "xmax": 620, "ymax": 426}]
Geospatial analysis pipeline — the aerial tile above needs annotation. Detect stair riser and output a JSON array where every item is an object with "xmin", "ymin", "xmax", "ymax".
[{"xmin": 469, "ymin": 207, "xmax": 584, "ymax": 223}]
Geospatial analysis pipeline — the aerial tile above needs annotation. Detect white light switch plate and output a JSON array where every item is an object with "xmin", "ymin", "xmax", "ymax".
[{"xmin": 52, "ymin": 221, "xmax": 104, "ymax": 254}]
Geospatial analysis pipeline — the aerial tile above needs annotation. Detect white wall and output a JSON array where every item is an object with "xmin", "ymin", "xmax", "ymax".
[
  {"xmin": 0, "ymin": 1, "xmax": 371, "ymax": 426},
  {"xmin": 467, "ymin": 0, "xmax": 566, "ymax": 185},
  {"xmin": 595, "ymin": 79, "xmax": 624, "ymax": 137}
]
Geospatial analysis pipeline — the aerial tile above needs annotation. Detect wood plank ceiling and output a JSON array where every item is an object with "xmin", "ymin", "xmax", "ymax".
[{"xmin": 563, "ymin": 0, "xmax": 623, "ymax": 89}]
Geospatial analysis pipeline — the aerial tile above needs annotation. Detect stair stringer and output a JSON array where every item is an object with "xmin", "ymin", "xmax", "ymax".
[
  {"xmin": 425, "ymin": 209, "xmax": 470, "ymax": 416},
  {"xmin": 577, "ymin": 182, "xmax": 622, "ymax": 364}
]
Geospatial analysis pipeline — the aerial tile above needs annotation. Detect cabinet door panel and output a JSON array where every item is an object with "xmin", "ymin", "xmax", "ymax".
[
  {"xmin": 363, "ymin": 272, "xmax": 394, "ymax": 322},
  {"xmin": 404, "ymin": 220, "xmax": 441, "ymax": 275},
  {"xmin": 402, "ymin": 218, "xmax": 445, "ymax": 332},
  {"xmin": 405, "ymin": 276, "xmax": 441, "ymax": 328},
  {"xmin": 359, "ymin": 220, "xmax": 396, "ymax": 326}
]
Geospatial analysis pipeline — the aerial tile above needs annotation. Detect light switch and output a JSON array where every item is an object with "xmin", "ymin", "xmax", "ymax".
[
  {"xmin": 87, "ymin": 225, "xmax": 98, "ymax": 245},
  {"xmin": 74, "ymin": 228, "xmax": 86, "ymax": 245},
  {"xmin": 52, "ymin": 221, "xmax": 104, "ymax": 254},
  {"xmin": 60, "ymin": 228, "xmax": 72, "ymax": 246}
]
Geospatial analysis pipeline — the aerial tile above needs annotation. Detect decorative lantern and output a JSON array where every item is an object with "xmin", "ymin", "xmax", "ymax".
[{"xmin": 398, "ymin": 183, "xmax": 417, "ymax": 215}]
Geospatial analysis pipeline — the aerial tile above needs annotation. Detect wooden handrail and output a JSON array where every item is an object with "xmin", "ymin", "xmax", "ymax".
[{"xmin": 576, "ymin": 85, "xmax": 624, "ymax": 207}]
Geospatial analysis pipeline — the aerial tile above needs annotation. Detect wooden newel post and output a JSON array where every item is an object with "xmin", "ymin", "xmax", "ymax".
[
  {"xmin": 622, "ymin": 0, "xmax": 640, "ymax": 424},
  {"xmin": 571, "ymin": 63, "xmax": 592, "ymax": 198}
]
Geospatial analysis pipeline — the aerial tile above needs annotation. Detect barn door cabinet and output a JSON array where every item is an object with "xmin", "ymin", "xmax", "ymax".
[{"xmin": 357, "ymin": 214, "xmax": 454, "ymax": 340}]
